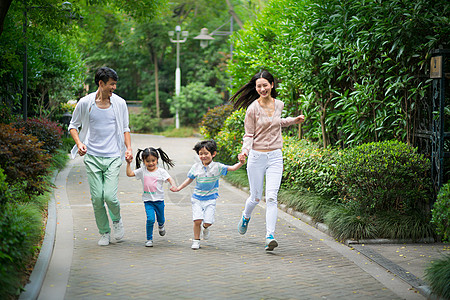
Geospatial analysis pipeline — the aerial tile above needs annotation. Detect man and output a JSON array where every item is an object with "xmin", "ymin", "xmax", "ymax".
[{"xmin": 69, "ymin": 67, "xmax": 132, "ymax": 246}]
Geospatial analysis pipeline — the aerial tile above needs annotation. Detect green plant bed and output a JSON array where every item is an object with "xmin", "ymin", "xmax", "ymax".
[
  {"xmin": 325, "ymin": 206, "xmax": 378, "ymax": 241},
  {"xmin": 278, "ymin": 189, "xmax": 334, "ymax": 223},
  {"xmin": 159, "ymin": 126, "xmax": 197, "ymax": 138},
  {"xmin": 223, "ymin": 168, "xmax": 249, "ymax": 189},
  {"xmin": 376, "ymin": 211, "xmax": 435, "ymax": 241},
  {"xmin": 425, "ymin": 255, "xmax": 450, "ymax": 300}
]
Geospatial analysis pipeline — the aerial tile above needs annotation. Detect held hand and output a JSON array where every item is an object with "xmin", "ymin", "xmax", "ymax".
[
  {"xmin": 170, "ymin": 186, "xmax": 178, "ymax": 192},
  {"xmin": 238, "ymin": 152, "xmax": 247, "ymax": 163},
  {"xmin": 77, "ymin": 143, "xmax": 87, "ymax": 156},
  {"xmin": 125, "ymin": 149, "xmax": 133, "ymax": 162}
]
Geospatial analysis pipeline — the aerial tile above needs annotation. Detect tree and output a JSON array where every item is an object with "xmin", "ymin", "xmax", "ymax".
[{"xmin": 228, "ymin": 0, "xmax": 450, "ymax": 148}]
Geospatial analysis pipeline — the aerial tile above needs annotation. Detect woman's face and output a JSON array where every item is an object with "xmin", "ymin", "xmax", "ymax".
[{"xmin": 255, "ymin": 78, "xmax": 273, "ymax": 99}]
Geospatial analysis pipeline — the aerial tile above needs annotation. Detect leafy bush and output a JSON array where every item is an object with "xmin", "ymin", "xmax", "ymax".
[
  {"xmin": 215, "ymin": 109, "xmax": 246, "ymax": 165},
  {"xmin": 0, "ymin": 200, "xmax": 43, "ymax": 298},
  {"xmin": 13, "ymin": 117, "xmax": 63, "ymax": 154},
  {"xmin": 425, "ymin": 255, "xmax": 450, "ymax": 300},
  {"xmin": 431, "ymin": 184, "xmax": 450, "ymax": 242},
  {"xmin": 282, "ymin": 137, "xmax": 339, "ymax": 198},
  {"xmin": 334, "ymin": 140, "xmax": 431, "ymax": 214},
  {"xmin": 0, "ymin": 123, "xmax": 51, "ymax": 196},
  {"xmin": 199, "ymin": 103, "xmax": 235, "ymax": 139},
  {"xmin": 129, "ymin": 111, "xmax": 162, "ymax": 133},
  {"xmin": 169, "ymin": 82, "xmax": 224, "ymax": 126}
]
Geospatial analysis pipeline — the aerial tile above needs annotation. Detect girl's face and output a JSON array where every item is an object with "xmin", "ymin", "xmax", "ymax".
[
  {"xmin": 143, "ymin": 155, "xmax": 158, "ymax": 172},
  {"xmin": 255, "ymin": 78, "xmax": 273, "ymax": 99},
  {"xmin": 198, "ymin": 147, "xmax": 216, "ymax": 166}
]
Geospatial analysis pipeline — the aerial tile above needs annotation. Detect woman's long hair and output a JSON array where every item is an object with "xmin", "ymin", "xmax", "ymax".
[{"xmin": 229, "ymin": 70, "xmax": 278, "ymax": 110}]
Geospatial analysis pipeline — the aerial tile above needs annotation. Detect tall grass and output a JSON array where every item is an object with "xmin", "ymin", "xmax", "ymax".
[{"xmin": 425, "ymin": 255, "xmax": 450, "ymax": 299}]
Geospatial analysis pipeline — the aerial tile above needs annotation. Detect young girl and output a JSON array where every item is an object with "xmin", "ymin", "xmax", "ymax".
[{"xmin": 126, "ymin": 147, "xmax": 177, "ymax": 247}]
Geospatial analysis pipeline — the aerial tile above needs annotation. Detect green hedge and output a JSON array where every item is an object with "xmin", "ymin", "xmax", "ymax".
[
  {"xmin": 432, "ymin": 183, "xmax": 450, "ymax": 242},
  {"xmin": 0, "ymin": 168, "xmax": 44, "ymax": 298},
  {"xmin": 335, "ymin": 140, "xmax": 431, "ymax": 214}
]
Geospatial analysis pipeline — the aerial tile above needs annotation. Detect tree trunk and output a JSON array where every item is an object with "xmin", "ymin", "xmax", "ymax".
[{"xmin": 154, "ymin": 53, "xmax": 160, "ymax": 119}]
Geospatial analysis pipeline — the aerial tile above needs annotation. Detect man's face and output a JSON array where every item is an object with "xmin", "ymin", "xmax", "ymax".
[{"xmin": 100, "ymin": 78, "xmax": 117, "ymax": 98}]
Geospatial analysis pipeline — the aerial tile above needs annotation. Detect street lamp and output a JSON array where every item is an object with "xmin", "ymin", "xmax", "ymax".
[
  {"xmin": 168, "ymin": 25, "xmax": 188, "ymax": 129},
  {"xmin": 193, "ymin": 17, "xmax": 234, "ymax": 58}
]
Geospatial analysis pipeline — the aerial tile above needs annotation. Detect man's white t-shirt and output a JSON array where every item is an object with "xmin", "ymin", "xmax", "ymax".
[{"xmin": 134, "ymin": 167, "xmax": 170, "ymax": 202}]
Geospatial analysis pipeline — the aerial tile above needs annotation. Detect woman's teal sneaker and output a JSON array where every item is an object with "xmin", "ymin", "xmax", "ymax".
[
  {"xmin": 265, "ymin": 235, "xmax": 278, "ymax": 251},
  {"xmin": 238, "ymin": 215, "xmax": 250, "ymax": 234}
]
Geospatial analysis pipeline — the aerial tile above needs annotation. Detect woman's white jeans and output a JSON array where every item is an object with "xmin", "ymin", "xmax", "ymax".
[{"xmin": 243, "ymin": 149, "xmax": 283, "ymax": 238}]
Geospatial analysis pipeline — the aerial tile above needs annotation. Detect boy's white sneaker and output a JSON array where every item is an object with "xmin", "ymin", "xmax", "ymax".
[
  {"xmin": 191, "ymin": 239, "xmax": 200, "ymax": 250},
  {"xmin": 112, "ymin": 218, "xmax": 124, "ymax": 240},
  {"xmin": 145, "ymin": 240, "xmax": 153, "ymax": 247},
  {"xmin": 98, "ymin": 233, "xmax": 110, "ymax": 246},
  {"xmin": 202, "ymin": 226, "xmax": 210, "ymax": 240},
  {"xmin": 158, "ymin": 225, "xmax": 166, "ymax": 236}
]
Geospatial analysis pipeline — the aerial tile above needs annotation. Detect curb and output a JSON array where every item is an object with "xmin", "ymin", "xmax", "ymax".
[{"xmin": 19, "ymin": 171, "xmax": 58, "ymax": 300}]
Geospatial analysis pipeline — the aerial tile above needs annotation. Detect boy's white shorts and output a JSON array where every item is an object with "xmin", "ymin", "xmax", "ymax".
[{"xmin": 191, "ymin": 198, "xmax": 216, "ymax": 224}]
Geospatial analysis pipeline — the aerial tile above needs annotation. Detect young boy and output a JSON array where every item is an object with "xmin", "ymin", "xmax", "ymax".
[{"xmin": 171, "ymin": 140, "xmax": 244, "ymax": 249}]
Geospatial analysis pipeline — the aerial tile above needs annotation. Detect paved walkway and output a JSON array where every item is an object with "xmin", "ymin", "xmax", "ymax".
[{"xmin": 34, "ymin": 134, "xmax": 446, "ymax": 299}]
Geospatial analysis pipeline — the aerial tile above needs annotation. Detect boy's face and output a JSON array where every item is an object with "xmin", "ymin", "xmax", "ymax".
[{"xmin": 198, "ymin": 147, "xmax": 216, "ymax": 166}]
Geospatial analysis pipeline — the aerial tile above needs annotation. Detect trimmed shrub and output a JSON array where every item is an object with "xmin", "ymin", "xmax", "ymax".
[
  {"xmin": 282, "ymin": 137, "xmax": 339, "ymax": 198},
  {"xmin": 199, "ymin": 103, "xmax": 235, "ymax": 139},
  {"xmin": 431, "ymin": 183, "xmax": 450, "ymax": 242},
  {"xmin": 0, "ymin": 123, "xmax": 51, "ymax": 196},
  {"xmin": 13, "ymin": 118, "xmax": 63, "ymax": 154},
  {"xmin": 425, "ymin": 255, "xmax": 450, "ymax": 300},
  {"xmin": 334, "ymin": 140, "xmax": 431, "ymax": 214},
  {"xmin": 215, "ymin": 109, "xmax": 246, "ymax": 165}
]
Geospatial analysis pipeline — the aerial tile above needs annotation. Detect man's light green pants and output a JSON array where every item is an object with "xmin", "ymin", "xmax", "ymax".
[{"xmin": 84, "ymin": 154, "xmax": 122, "ymax": 235}]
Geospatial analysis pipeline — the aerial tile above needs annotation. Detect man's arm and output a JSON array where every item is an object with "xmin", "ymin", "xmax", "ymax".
[
  {"xmin": 69, "ymin": 128, "xmax": 87, "ymax": 156},
  {"xmin": 124, "ymin": 131, "xmax": 132, "ymax": 161}
]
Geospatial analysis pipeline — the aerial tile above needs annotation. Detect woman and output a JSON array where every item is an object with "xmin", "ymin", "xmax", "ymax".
[{"xmin": 230, "ymin": 70, "xmax": 305, "ymax": 251}]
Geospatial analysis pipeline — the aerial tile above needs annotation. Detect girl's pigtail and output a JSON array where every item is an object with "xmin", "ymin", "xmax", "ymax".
[
  {"xmin": 135, "ymin": 148, "xmax": 144, "ymax": 169},
  {"xmin": 156, "ymin": 148, "xmax": 174, "ymax": 169}
]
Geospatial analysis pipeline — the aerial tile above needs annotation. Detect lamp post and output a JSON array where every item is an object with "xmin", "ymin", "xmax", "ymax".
[{"xmin": 168, "ymin": 25, "xmax": 188, "ymax": 129}]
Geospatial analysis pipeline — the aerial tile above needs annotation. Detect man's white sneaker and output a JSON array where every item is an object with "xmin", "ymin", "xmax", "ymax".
[
  {"xmin": 113, "ymin": 218, "xmax": 124, "ymax": 240},
  {"xmin": 98, "ymin": 233, "xmax": 110, "ymax": 246},
  {"xmin": 145, "ymin": 240, "xmax": 153, "ymax": 247},
  {"xmin": 202, "ymin": 226, "xmax": 210, "ymax": 240},
  {"xmin": 158, "ymin": 225, "xmax": 166, "ymax": 236},
  {"xmin": 191, "ymin": 239, "xmax": 200, "ymax": 250}
]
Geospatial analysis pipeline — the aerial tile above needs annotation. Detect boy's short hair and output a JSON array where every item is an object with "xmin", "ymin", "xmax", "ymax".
[{"xmin": 193, "ymin": 140, "xmax": 217, "ymax": 154}]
